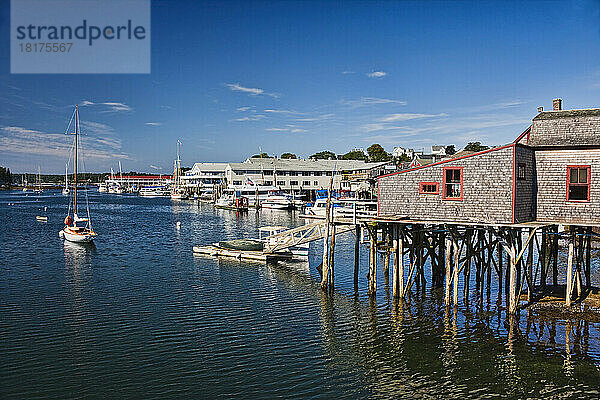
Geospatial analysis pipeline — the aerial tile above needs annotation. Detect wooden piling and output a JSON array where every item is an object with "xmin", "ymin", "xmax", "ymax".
[
  {"xmin": 445, "ymin": 237, "xmax": 452, "ymax": 306},
  {"xmin": 509, "ymin": 233, "xmax": 518, "ymax": 314},
  {"xmin": 452, "ymin": 239, "xmax": 459, "ymax": 306},
  {"xmin": 566, "ymin": 233, "xmax": 574, "ymax": 307},
  {"xmin": 320, "ymin": 178, "xmax": 333, "ymax": 290},
  {"xmin": 354, "ymin": 224, "xmax": 360, "ymax": 289},
  {"xmin": 328, "ymin": 223, "xmax": 336, "ymax": 288}
]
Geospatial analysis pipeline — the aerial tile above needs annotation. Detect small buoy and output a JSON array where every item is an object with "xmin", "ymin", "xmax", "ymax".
[
  {"xmin": 176, "ymin": 221, "xmax": 181, "ymax": 229},
  {"xmin": 44, "ymin": 206, "xmax": 47, "ymax": 211}
]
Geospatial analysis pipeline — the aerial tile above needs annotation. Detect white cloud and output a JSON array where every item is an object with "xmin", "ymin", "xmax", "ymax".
[
  {"xmin": 295, "ymin": 113, "xmax": 335, "ymax": 122},
  {"xmin": 379, "ymin": 113, "xmax": 447, "ymax": 122},
  {"xmin": 232, "ymin": 115, "xmax": 265, "ymax": 122},
  {"xmin": 145, "ymin": 122, "xmax": 162, "ymax": 126},
  {"xmin": 236, "ymin": 106, "xmax": 253, "ymax": 112},
  {"xmin": 265, "ymin": 128, "xmax": 289, "ymax": 132},
  {"xmin": 341, "ymin": 97, "xmax": 407, "ymax": 108},
  {"xmin": 341, "ymin": 70, "xmax": 355, "ymax": 74},
  {"xmin": 1, "ymin": 125, "xmax": 128, "ymax": 160},
  {"xmin": 225, "ymin": 83, "xmax": 279, "ymax": 98},
  {"xmin": 264, "ymin": 109, "xmax": 303, "ymax": 115},
  {"xmin": 149, "ymin": 164, "xmax": 162, "ymax": 170},
  {"xmin": 367, "ymin": 71, "xmax": 387, "ymax": 78},
  {"xmin": 79, "ymin": 100, "xmax": 133, "ymax": 113}
]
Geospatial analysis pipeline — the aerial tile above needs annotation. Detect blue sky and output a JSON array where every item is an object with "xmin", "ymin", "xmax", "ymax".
[{"xmin": 1, "ymin": 0, "xmax": 600, "ymax": 173}]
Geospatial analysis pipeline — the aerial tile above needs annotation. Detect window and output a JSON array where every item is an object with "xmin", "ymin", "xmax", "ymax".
[
  {"xmin": 517, "ymin": 163, "xmax": 526, "ymax": 180},
  {"xmin": 303, "ymin": 180, "xmax": 311, "ymax": 186},
  {"xmin": 443, "ymin": 167, "xmax": 463, "ymax": 200},
  {"xmin": 313, "ymin": 171, "xmax": 322, "ymax": 176},
  {"xmin": 264, "ymin": 181, "xmax": 273, "ymax": 186},
  {"xmin": 567, "ymin": 166, "xmax": 590, "ymax": 202},
  {"xmin": 419, "ymin": 182, "xmax": 439, "ymax": 195},
  {"xmin": 264, "ymin": 170, "xmax": 273, "ymax": 175},
  {"xmin": 233, "ymin": 180, "xmax": 242, "ymax": 185},
  {"xmin": 302, "ymin": 171, "xmax": 311, "ymax": 176},
  {"xmin": 290, "ymin": 180, "xmax": 298, "ymax": 186},
  {"xmin": 325, "ymin": 171, "xmax": 332, "ymax": 176},
  {"xmin": 288, "ymin": 171, "xmax": 298, "ymax": 176},
  {"xmin": 314, "ymin": 181, "xmax": 319, "ymax": 186},
  {"xmin": 277, "ymin": 180, "xmax": 285, "ymax": 186}
]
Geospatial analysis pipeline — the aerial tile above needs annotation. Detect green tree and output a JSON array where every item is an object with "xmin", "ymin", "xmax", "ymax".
[
  {"xmin": 310, "ymin": 151, "xmax": 337, "ymax": 160},
  {"xmin": 251, "ymin": 152, "xmax": 273, "ymax": 158},
  {"xmin": 445, "ymin": 145, "xmax": 456, "ymax": 155},
  {"xmin": 280, "ymin": 153, "xmax": 297, "ymax": 159},
  {"xmin": 340, "ymin": 150, "xmax": 367, "ymax": 161},
  {"xmin": 464, "ymin": 142, "xmax": 489, "ymax": 152},
  {"xmin": 394, "ymin": 153, "xmax": 411, "ymax": 162},
  {"xmin": 367, "ymin": 144, "xmax": 391, "ymax": 162}
]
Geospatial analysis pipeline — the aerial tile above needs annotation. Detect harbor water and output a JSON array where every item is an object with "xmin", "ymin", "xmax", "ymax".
[{"xmin": 1, "ymin": 190, "xmax": 600, "ymax": 398}]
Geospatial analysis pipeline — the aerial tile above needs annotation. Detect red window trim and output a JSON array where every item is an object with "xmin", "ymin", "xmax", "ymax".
[
  {"xmin": 566, "ymin": 165, "xmax": 591, "ymax": 203},
  {"xmin": 443, "ymin": 166, "xmax": 463, "ymax": 201},
  {"xmin": 419, "ymin": 181, "xmax": 439, "ymax": 194}
]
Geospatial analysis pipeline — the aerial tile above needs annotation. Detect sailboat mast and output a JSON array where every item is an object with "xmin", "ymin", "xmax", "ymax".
[{"xmin": 74, "ymin": 105, "xmax": 78, "ymax": 214}]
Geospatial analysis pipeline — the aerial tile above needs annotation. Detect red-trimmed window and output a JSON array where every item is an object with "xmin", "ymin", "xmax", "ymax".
[
  {"xmin": 419, "ymin": 182, "xmax": 439, "ymax": 194},
  {"xmin": 567, "ymin": 166, "xmax": 590, "ymax": 202},
  {"xmin": 443, "ymin": 167, "xmax": 463, "ymax": 200}
]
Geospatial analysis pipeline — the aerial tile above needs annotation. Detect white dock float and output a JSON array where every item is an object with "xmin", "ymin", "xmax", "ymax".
[{"xmin": 192, "ymin": 245, "xmax": 292, "ymax": 263}]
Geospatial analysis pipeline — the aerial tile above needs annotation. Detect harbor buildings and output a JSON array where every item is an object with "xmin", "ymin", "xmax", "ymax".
[{"xmin": 377, "ymin": 99, "xmax": 600, "ymax": 225}]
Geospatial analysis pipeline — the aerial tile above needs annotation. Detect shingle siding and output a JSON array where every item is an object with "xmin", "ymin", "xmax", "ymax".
[
  {"xmin": 535, "ymin": 149, "xmax": 600, "ymax": 224},
  {"xmin": 514, "ymin": 145, "xmax": 535, "ymax": 223},
  {"xmin": 378, "ymin": 146, "xmax": 514, "ymax": 224}
]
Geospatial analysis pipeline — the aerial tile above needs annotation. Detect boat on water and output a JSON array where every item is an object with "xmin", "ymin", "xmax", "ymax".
[
  {"xmin": 215, "ymin": 189, "xmax": 249, "ymax": 211},
  {"xmin": 170, "ymin": 140, "xmax": 189, "ymax": 200},
  {"xmin": 62, "ymin": 164, "xmax": 70, "ymax": 196},
  {"xmin": 59, "ymin": 105, "xmax": 98, "ymax": 243},
  {"xmin": 98, "ymin": 182, "xmax": 108, "ymax": 192},
  {"xmin": 139, "ymin": 186, "xmax": 170, "ymax": 198},
  {"xmin": 261, "ymin": 191, "xmax": 293, "ymax": 210}
]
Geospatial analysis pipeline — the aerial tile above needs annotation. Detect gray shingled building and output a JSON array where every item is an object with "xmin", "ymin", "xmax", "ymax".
[{"xmin": 378, "ymin": 99, "xmax": 600, "ymax": 225}]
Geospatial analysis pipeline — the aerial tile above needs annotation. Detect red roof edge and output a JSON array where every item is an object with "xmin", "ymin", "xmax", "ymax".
[
  {"xmin": 513, "ymin": 125, "xmax": 532, "ymax": 144},
  {"xmin": 378, "ymin": 143, "xmax": 516, "ymax": 180}
]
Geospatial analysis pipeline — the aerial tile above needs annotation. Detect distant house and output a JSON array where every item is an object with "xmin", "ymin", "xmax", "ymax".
[
  {"xmin": 431, "ymin": 145, "xmax": 447, "ymax": 156},
  {"xmin": 378, "ymin": 99, "xmax": 600, "ymax": 225}
]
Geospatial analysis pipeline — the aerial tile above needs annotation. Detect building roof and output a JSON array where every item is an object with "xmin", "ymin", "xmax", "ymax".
[
  {"xmin": 228, "ymin": 158, "xmax": 387, "ymax": 172},
  {"xmin": 189, "ymin": 162, "xmax": 230, "ymax": 172},
  {"xmin": 532, "ymin": 108, "xmax": 600, "ymax": 121}
]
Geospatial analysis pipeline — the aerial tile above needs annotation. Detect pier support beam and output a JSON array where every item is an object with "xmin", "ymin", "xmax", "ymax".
[
  {"xmin": 508, "ymin": 232, "xmax": 518, "ymax": 314},
  {"xmin": 444, "ymin": 236, "xmax": 452, "ymax": 306},
  {"xmin": 566, "ymin": 233, "xmax": 574, "ymax": 306},
  {"xmin": 354, "ymin": 224, "xmax": 360, "ymax": 290}
]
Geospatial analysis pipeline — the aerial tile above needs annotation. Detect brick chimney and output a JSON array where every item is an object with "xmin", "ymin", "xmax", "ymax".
[
  {"xmin": 553, "ymin": 98, "xmax": 562, "ymax": 111},
  {"xmin": 537, "ymin": 106, "xmax": 544, "ymax": 112}
]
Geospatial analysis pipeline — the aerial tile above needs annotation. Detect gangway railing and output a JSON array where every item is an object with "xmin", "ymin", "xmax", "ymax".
[{"xmin": 263, "ymin": 221, "xmax": 354, "ymax": 254}]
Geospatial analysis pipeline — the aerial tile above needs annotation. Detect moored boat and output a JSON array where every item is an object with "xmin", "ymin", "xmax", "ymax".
[{"xmin": 60, "ymin": 105, "xmax": 98, "ymax": 243}]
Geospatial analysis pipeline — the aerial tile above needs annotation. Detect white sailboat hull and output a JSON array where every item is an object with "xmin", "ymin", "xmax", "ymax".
[{"xmin": 60, "ymin": 227, "xmax": 96, "ymax": 243}]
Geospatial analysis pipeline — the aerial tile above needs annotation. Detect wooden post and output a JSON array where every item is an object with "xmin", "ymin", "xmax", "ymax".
[
  {"xmin": 453, "ymin": 239, "xmax": 459, "ymax": 306},
  {"xmin": 526, "ymin": 229, "xmax": 534, "ymax": 302},
  {"xmin": 384, "ymin": 225, "xmax": 390, "ymax": 274},
  {"xmin": 541, "ymin": 229, "xmax": 548, "ymax": 288},
  {"xmin": 509, "ymin": 230, "xmax": 518, "ymax": 314},
  {"xmin": 392, "ymin": 225, "xmax": 399, "ymax": 299},
  {"xmin": 445, "ymin": 237, "xmax": 452, "ymax": 306},
  {"xmin": 320, "ymin": 178, "xmax": 333, "ymax": 290},
  {"xmin": 398, "ymin": 227, "xmax": 404, "ymax": 299},
  {"xmin": 368, "ymin": 225, "xmax": 377, "ymax": 296},
  {"xmin": 486, "ymin": 230, "xmax": 492, "ymax": 299},
  {"xmin": 328, "ymin": 223, "xmax": 336, "ymax": 288},
  {"xmin": 498, "ymin": 240, "xmax": 503, "ymax": 294},
  {"xmin": 585, "ymin": 226, "xmax": 592, "ymax": 289},
  {"xmin": 566, "ymin": 233, "xmax": 574, "ymax": 307},
  {"xmin": 354, "ymin": 224, "xmax": 360, "ymax": 290},
  {"xmin": 576, "ymin": 227, "xmax": 583, "ymax": 299},
  {"xmin": 552, "ymin": 227, "xmax": 559, "ymax": 286},
  {"xmin": 464, "ymin": 229, "xmax": 472, "ymax": 305},
  {"xmin": 509, "ymin": 245, "xmax": 517, "ymax": 314}
]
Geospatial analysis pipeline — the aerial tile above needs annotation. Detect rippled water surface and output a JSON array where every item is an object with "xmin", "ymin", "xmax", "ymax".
[{"xmin": 1, "ymin": 190, "xmax": 600, "ymax": 399}]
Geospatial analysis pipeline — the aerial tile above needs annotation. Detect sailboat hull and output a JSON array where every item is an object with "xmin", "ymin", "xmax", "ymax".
[{"xmin": 61, "ymin": 227, "xmax": 97, "ymax": 243}]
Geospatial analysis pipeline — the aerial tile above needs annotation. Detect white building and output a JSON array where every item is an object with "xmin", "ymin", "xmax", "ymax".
[
  {"xmin": 431, "ymin": 145, "xmax": 447, "ymax": 156},
  {"xmin": 181, "ymin": 162, "xmax": 228, "ymax": 188}
]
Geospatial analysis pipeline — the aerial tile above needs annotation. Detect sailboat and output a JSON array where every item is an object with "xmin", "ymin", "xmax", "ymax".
[
  {"xmin": 59, "ymin": 105, "xmax": 98, "ymax": 243},
  {"xmin": 62, "ymin": 164, "xmax": 70, "ymax": 195},
  {"xmin": 170, "ymin": 140, "xmax": 188, "ymax": 200},
  {"xmin": 34, "ymin": 166, "xmax": 43, "ymax": 193}
]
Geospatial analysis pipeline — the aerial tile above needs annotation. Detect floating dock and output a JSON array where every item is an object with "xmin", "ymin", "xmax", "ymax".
[{"xmin": 192, "ymin": 245, "xmax": 293, "ymax": 263}]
